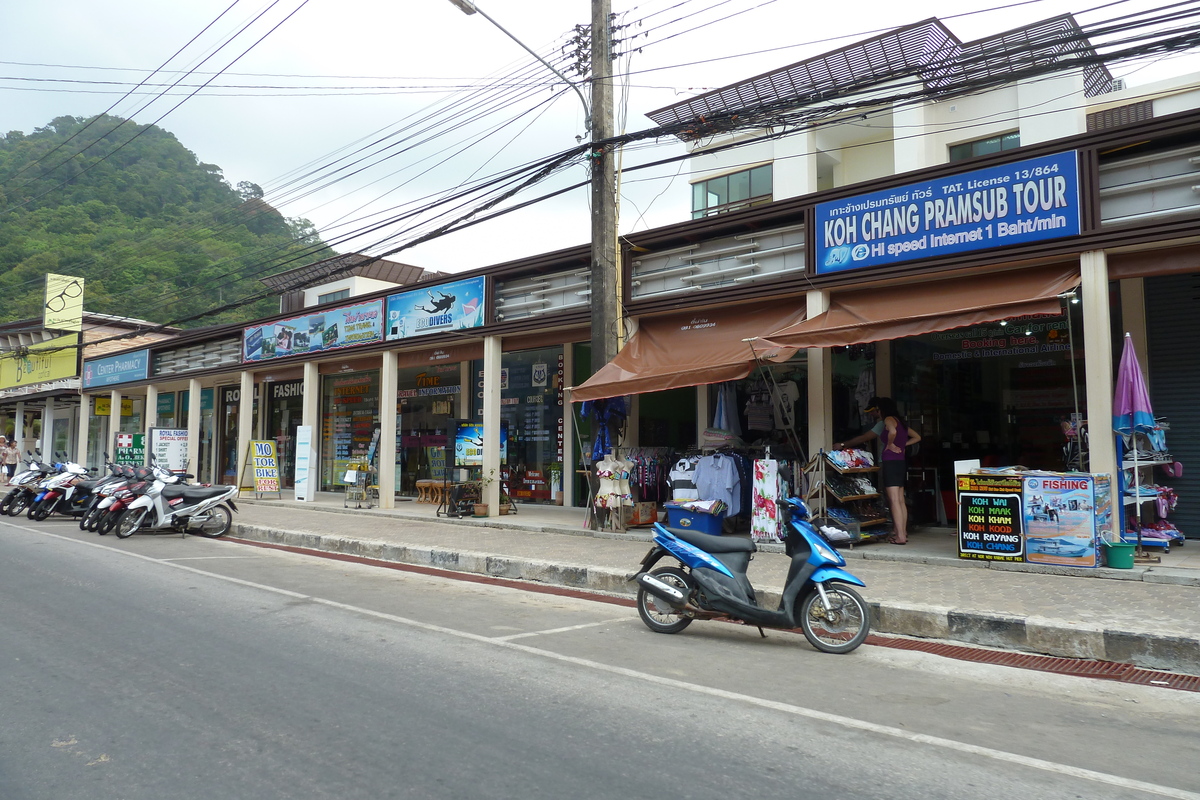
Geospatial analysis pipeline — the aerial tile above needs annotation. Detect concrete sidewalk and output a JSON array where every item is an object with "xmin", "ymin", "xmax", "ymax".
[{"xmin": 228, "ymin": 495, "xmax": 1200, "ymax": 675}]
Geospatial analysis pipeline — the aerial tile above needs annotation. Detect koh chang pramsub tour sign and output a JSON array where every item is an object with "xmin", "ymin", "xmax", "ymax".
[
  {"xmin": 816, "ymin": 151, "xmax": 1081, "ymax": 274},
  {"xmin": 386, "ymin": 277, "xmax": 486, "ymax": 341}
]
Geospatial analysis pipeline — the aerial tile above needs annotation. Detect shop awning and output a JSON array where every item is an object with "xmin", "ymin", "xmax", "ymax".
[
  {"xmin": 569, "ymin": 302, "xmax": 805, "ymax": 402},
  {"xmin": 762, "ymin": 266, "xmax": 1080, "ymax": 349}
]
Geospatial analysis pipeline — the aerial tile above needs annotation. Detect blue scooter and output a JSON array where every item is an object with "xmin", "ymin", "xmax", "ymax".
[{"xmin": 633, "ymin": 496, "xmax": 871, "ymax": 654}]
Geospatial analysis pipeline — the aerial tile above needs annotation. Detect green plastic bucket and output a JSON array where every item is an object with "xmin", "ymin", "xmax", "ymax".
[{"xmin": 1103, "ymin": 541, "xmax": 1136, "ymax": 569}]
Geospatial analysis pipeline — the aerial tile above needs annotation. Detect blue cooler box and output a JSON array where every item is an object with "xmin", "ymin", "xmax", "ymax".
[{"xmin": 665, "ymin": 503, "xmax": 725, "ymax": 535}]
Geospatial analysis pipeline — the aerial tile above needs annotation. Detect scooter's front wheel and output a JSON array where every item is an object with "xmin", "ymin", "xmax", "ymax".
[
  {"xmin": 8, "ymin": 493, "xmax": 30, "ymax": 517},
  {"xmin": 636, "ymin": 566, "xmax": 694, "ymax": 634},
  {"xmin": 31, "ymin": 497, "xmax": 54, "ymax": 521},
  {"xmin": 115, "ymin": 508, "xmax": 148, "ymax": 539},
  {"xmin": 799, "ymin": 584, "xmax": 870, "ymax": 654}
]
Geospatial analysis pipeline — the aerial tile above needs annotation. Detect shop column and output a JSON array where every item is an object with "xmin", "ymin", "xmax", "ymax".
[
  {"xmin": 14, "ymin": 401, "xmax": 26, "ymax": 453},
  {"xmin": 76, "ymin": 394, "xmax": 90, "ymax": 466},
  {"xmin": 378, "ymin": 352, "xmax": 397, "ymax": 510},
  {"xmin": 237, "ymin": 371, "xmax": 254, "ymax": 494},
  {"xmin": 299, "ymin": 362, "xmax": 319, "ymax": 501},
  {"xmin": 43, "ymin": 398, "xmax": 56, "ymax": 456},
  {"xmin": 481, "ymin": 335, "xmax": 501, "ymax": 513},
  {"xmin": 144, "ymin": 386, "xmax": 158, "ymax": 465},
  {"xmin": 1081, "ymin": 250, "xmax": 1116, "ymax": 481},
  {"xmin": 108, "ymin": 390, "xmax": 121, "ymax": 457},
  {"xmin": 807, "ymin": 290, "xmax": 833, "ymax": 456},
  {"xmin": 14, "ymin": 402, "xmax": 25, "ymax": 453},
  {"xmin": 561, "ymin": 344, "xmax": 575, "ymax": 507},
  {"xmin": 186, "ymin": 378, "xmax": 201, "ymax": 476}
]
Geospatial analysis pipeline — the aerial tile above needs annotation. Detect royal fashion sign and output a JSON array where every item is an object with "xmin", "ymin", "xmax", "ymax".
[{"xmin": 815, "ymin": 151, "xmax": 1081, "ymax": 274}]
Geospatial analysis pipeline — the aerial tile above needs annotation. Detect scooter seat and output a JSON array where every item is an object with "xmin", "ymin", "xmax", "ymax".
[
  {"xmin": 162, "ymin": 485, "xmax": 230, "ymax": 503},
  {"xmin": 662, "ymin": 527, "xmax": 756, "ymax": 553},
  {"xmin": 76, "ymin": 479, "xmax": 103, "ymax": 491}
]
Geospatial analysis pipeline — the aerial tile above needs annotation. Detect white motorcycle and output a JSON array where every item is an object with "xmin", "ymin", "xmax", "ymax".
[{"xmin": 115, "ymin": 463, "xmax": 239, "ymax": 539}]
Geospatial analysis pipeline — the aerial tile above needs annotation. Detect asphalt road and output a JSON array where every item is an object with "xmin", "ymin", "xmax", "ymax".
[{"xmin": 2, "ymin": 517, "xmax": 1198, "ymax": 800}]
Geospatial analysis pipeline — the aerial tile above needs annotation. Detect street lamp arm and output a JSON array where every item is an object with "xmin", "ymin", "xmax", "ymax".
[{"xmin": 448, "ymin": 0, "xmax": 591, "ymax": 134}]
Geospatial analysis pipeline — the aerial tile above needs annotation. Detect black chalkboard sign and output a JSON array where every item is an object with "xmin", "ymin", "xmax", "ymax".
[{"xmin": 957, "ymin": 475, "xmax": 1025, "ymax": 562}]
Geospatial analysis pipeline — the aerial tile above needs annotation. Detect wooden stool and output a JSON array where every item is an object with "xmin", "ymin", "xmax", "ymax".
[{"xmin": 415, "ymin": 479, "xmax": 439, "ymax": 503}]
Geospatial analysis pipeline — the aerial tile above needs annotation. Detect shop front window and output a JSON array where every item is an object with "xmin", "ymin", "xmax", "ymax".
[
  {"xmin": 395, "ymin": 363, "xmax": 461, "ymax": 496},
  {"xmin": 891, "ymin": 308, "xmax": 1081, "ymax": 494},
  {"xmin": 321, "ymin": 370, "xmax": 380, "ymax": 491},
  {"xmin": 267, "ymin": 380, "xmax": 304, "ymax": 489},
  {"xmin": 181, "ymin": 389, "xmax": 214, "ymax": 482},
  {"xmin": 471, "ymin": 347, "xmax": 565, "ymax": 504},
  {"xmin": 217, "ymin": 386, "xmax": 257, "ymax": 486}
]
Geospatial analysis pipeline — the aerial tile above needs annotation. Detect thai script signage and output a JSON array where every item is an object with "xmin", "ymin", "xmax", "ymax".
[
  {"xmin": 243, "ymin": 299, "xmax": 383, "ymax": 362},
  {"xmin": 83, "ymin": 349, "xmax": 149, "ymax": 389},
  {"xmin": 816, "ymin": 151, "xmax": 1080, "ymax": 274},
  {"xmin": 386, "ymin": 277, "xmax": 486, "ymax": 341}
]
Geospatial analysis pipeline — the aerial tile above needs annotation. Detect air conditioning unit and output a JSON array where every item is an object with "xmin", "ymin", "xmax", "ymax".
[{"xmin": 1110, "ymin": 78, "xmax": 1127, "ymax": 92}]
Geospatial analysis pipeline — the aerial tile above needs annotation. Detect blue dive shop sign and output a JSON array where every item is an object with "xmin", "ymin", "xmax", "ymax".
[
  {"xmin": 82, "ymin": 349, "xmax": 150, "ymax": 389},
  {"xmin": 385, "ymin": 277, "xmax": 486, "ymax": 341},
  {"xmin": 815, "ymin": 151, "xmax": 1081, "ymax": 274}
]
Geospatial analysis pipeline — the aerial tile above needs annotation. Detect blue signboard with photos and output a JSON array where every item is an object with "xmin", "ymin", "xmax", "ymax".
[
  {"xmin": 815, "ymin": 151, "xmax": 1081, "ymax": 274},
  {"xmin": 243, "ymin": 299, "xmax": 383, "ymax": 362},
  {"xmin": 386, "ymin": 277, "xmax": 486, "ymax": 341}
]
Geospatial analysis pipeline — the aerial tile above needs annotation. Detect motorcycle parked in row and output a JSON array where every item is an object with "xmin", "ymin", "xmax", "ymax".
[
  {"xmin": 0, "ymin": 451, "xmax": 47, "ymax": 515},
  {"xmin": 115, "ymin": 461, "xmax": 238, "ymax": 539},
  {"xmin": 4, "ymin": 452, "xmax": 63, "ymax": 518},
  {"xmin": 633, "ymin": 496, "xmax": 871, "ymax": 654},
  {"xmin": 78, "ymin": 459, "xmax": 134, "ymax": 532},
  {"xmin": 27, "ymin": 459, "xmax": 91, "ymax": 520},
  {"xmin": 94, "ymin": 465, "xmax": 156, "ymax": 536}
]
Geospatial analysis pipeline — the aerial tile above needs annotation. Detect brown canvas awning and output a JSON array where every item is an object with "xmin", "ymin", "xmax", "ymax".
[
  {"xmin": 762, "ymin": 266, "xmax": 1080, "ymax": 350},
  {"xmin": 569, "ymin": 302, "xmax": 805, "ymax": 402}
]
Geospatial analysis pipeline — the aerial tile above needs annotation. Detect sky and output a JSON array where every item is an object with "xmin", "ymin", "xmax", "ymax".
[{"xmin": 4, "ymin": 0, "xmax": 1200, "ymax": 279}]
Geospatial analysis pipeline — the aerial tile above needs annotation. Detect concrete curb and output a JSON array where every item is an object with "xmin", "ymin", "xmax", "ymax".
[
  {"xmin": 237, "ymin": 499, "xmax": 1199, "ymax": 586},
  {"xmin": 232, "ymin": 522, "xmax": 1200, "ymax": 675}
]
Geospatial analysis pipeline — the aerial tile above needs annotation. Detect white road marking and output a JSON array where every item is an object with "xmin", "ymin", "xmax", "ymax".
[
  {"xmin": 158, "ymin": 556, "xmax": 265, "ymax": 561},
  {"xmin": 493, "ymin": 617, "xmax": 630, "ymax": 641},
  {"xmin": 9, "ymin": 521, "xmax": 1199, "ymax": 800}
]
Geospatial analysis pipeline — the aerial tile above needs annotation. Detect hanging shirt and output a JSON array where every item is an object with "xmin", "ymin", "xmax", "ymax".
[
  {"xmin": 694, "ymin": 453, "xmax": 741, "ymax": 515},
  {"xmin": 774, "ymin": 381, "xmax": 800, "ymax": 430}
]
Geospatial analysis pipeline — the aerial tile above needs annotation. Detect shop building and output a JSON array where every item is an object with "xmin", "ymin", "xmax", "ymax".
[
  {"xmin": 70, "ymin": 15, "xmax": 1200, "ymax": 540},
  {"xmin": 0, "ymin": 314, "xmax": 177, "ymax": 463}
]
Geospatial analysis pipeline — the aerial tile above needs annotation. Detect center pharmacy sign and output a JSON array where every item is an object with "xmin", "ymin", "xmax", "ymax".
[{"xmin": 815, "ymin": 151, "xmax": 1081, "ymax": 274}]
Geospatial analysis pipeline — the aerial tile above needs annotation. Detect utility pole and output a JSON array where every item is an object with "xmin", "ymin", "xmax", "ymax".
[{"xmin": 589, "ymin": 0, "xmax": 619, "ymax": 376}]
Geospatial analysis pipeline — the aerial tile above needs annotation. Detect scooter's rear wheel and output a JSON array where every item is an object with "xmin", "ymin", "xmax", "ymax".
[
  {"xmin": 798, "ymin": 584, "xmax": 870, "ymax": 654},
  {"xmin": 193, "ymin": 505, "xmax": 232, "ymax": 538},
  {"xmin": 636, "ymin": 566, "xmax": 694, "ymax": 634}
]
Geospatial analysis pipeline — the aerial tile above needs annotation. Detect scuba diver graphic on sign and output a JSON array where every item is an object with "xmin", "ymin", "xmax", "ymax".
[{"xmin": 417, "ymin": 291, "xmax": 456, "ymax": 315}]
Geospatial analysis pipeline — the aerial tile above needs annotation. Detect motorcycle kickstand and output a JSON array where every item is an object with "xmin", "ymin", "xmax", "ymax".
[{"xmin": 757, "ymin": 626, "xmax": 767, "ymax": 638}]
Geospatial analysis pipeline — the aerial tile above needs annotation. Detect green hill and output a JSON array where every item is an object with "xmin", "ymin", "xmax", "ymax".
[{"xmin": 0, "ymin": 114, "xmax": 331, "ymax": 327}]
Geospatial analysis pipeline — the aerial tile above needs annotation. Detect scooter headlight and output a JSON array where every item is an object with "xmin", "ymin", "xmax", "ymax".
[{"xmin": 812, "ymin": 538, "xmax": 844, "ymax": 565}]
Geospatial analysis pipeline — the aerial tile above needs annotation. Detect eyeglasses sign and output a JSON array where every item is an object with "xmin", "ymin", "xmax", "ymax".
[{"xmin": 44, "ymin": 273, "xmax": 85, "ymax": 331}]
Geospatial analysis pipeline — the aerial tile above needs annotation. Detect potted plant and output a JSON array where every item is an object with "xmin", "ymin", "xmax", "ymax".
[{"xmin": 473, "ymin": 469, "xmax": 496, "ymax": 517}]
